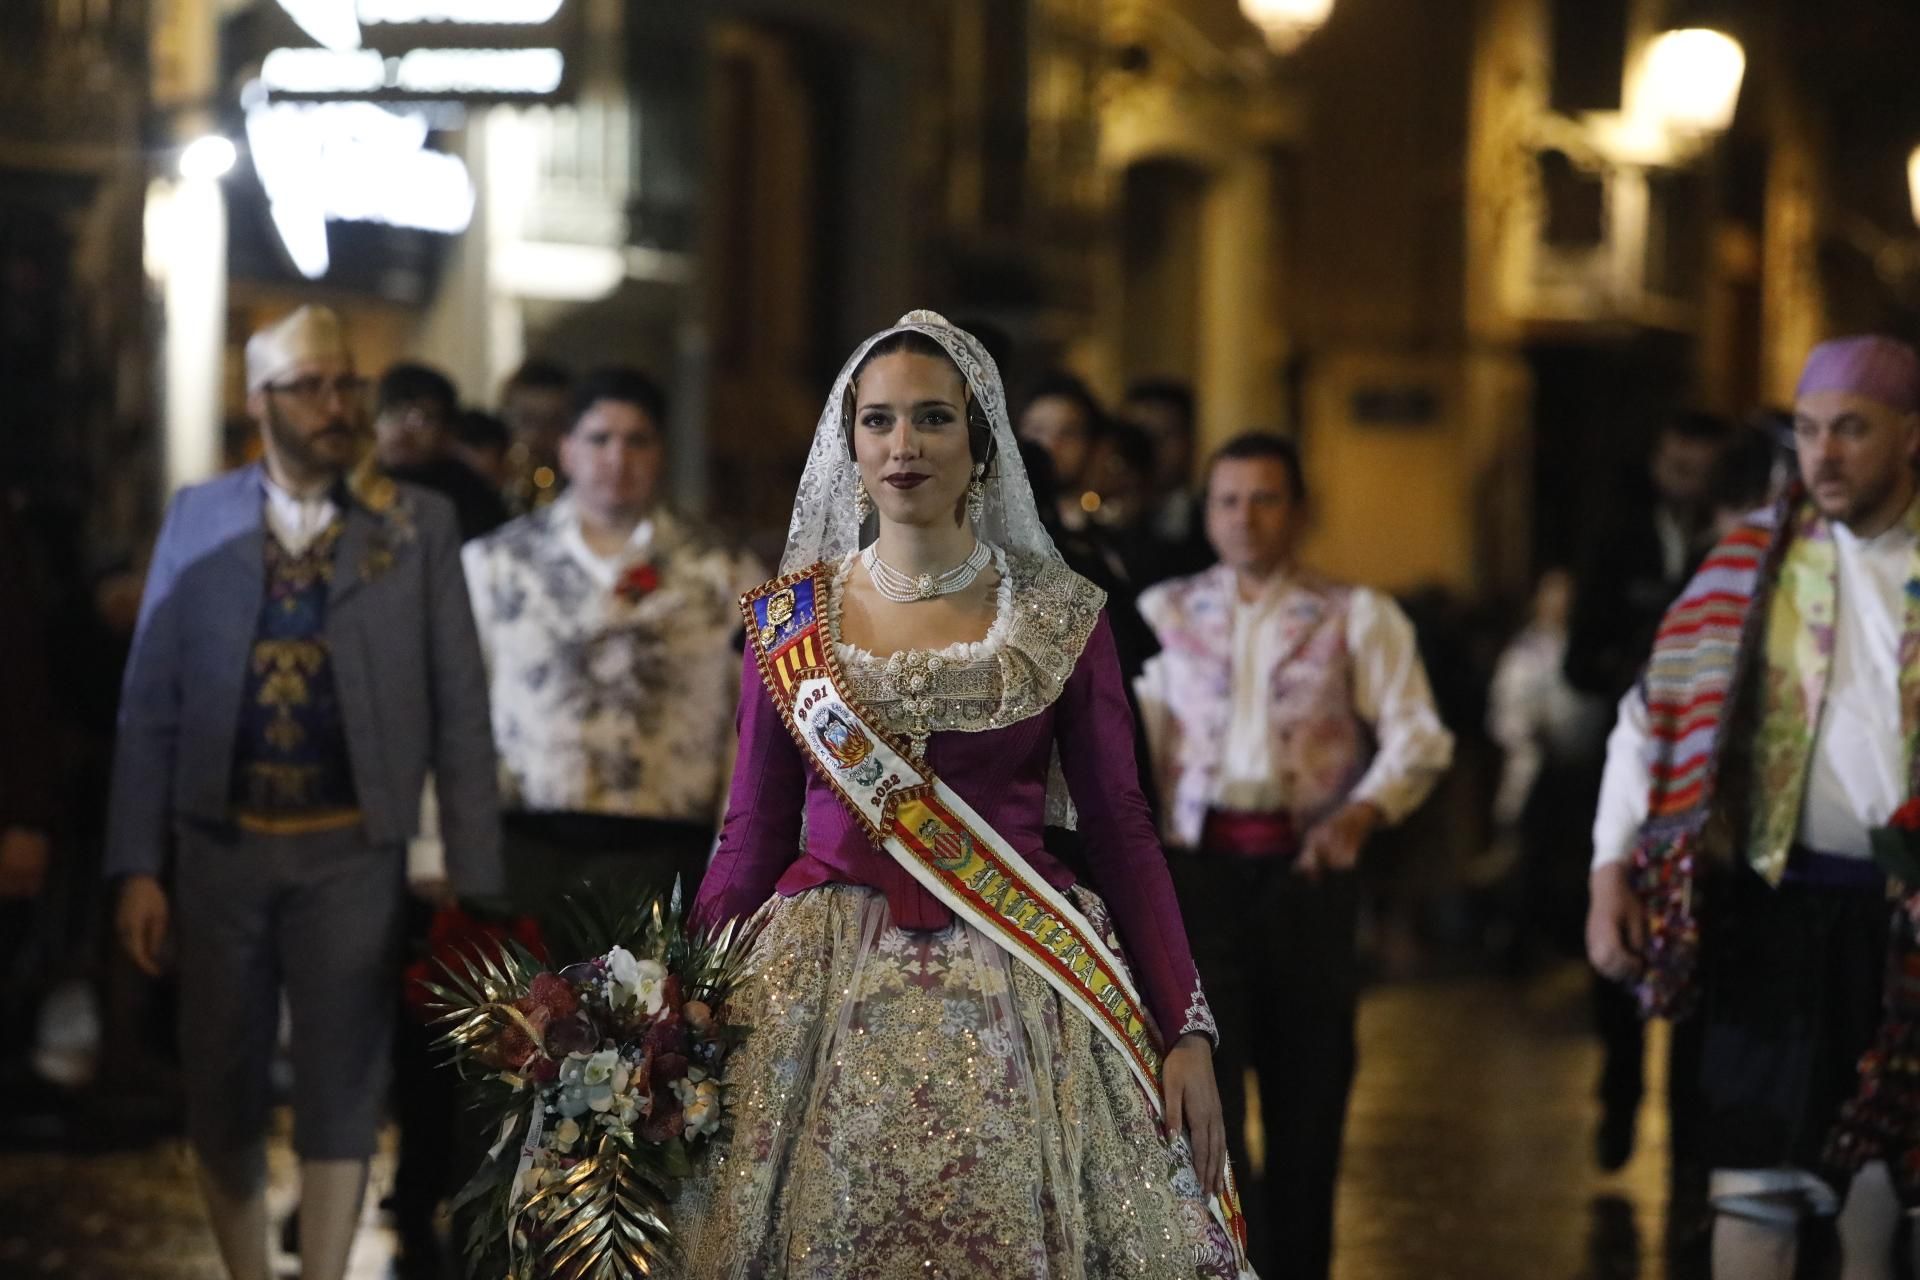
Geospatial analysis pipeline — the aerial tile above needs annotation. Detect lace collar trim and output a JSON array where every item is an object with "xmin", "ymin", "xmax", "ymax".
[{"xmin": 819, "ymin": 549, "xmax": 1106, "ymax": 752}]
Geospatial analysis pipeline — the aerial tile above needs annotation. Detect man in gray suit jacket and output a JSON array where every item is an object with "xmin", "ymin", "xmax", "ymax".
[{"xmin": 107, "ymin": 306, "xmax": 502, "ymax": 1280}]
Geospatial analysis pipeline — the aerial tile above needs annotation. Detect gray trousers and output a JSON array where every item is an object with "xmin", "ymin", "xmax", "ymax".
[{"xmin": 175, "ymin": 821, "xmax": 405, "ymax": 1190}]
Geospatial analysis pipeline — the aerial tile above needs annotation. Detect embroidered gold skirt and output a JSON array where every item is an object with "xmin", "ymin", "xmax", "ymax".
[{"xmin": 674, "ymin": 884, "xmax": 1241, "ymax": 1279}]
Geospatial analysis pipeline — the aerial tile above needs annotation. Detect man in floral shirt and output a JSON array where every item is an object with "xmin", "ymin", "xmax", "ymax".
[{"xmin": 462, "ymin": 367, "xmax": 764, "ymax": 917}]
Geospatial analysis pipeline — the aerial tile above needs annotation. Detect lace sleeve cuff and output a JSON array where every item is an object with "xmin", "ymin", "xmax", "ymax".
[{"xmin": 1178, "ymin": 977, "xmax": 1219, "ymax": 1047}]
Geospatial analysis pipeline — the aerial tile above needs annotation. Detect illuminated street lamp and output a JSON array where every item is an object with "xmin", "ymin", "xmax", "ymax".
[
  {"xmin": 1641, "ymin": 28, "xmax": 1746, "ymax": 135},
  {"xmin": 1238, "ymin": 0, "xmax": 1334, "ymax": 54},
  {"xmin": 1908, "ymin": 145, "xmax": 1920, "ymax": 228}
]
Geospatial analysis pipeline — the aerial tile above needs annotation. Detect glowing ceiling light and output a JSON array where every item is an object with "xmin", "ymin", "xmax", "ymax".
[
  {"xmin": 274, "ymin": 0, "xmax": 362, "ymax": 51},
  {"xmin": 276, "ymin": 0, "xmax": 566, "ymax": 45},
  {"xmin": 245, "ymin": 95, "xmax": 475, "ymax": 279},
  {"xmin": 359, "ymin": 0, "xmax": 564, "ymax": 22},
  {"xmin": 1238, "ymin": 0, "xmax": 1334, "ymax": 54},
  {"xmin": 261, "ymin": 47, "xmax": 386, "ymax": 94},
  {"xmin": 178, "ymin": 134, "xmax": 237, "ymax": 180},
  {"xmin": 394, "ymin": 48, "xmax": 564, "ymax": 95},
  {"xmin": 260, "ymin": 46, "xmax": 564, "ymax": 97},
  {"xmin": 1641, "ymin": 28, "xmax": 1746, "ymax": 135}
]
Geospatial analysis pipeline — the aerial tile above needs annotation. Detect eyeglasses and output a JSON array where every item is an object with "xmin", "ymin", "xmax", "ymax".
[{"xmin": 264, "ymin": 375, "xmax": 369, "ymax": 406}]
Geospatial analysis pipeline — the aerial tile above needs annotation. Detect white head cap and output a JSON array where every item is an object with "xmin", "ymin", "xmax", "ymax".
[{"xmin": 244, "ymin": 305, "xmax": 351, "ymax": 392}]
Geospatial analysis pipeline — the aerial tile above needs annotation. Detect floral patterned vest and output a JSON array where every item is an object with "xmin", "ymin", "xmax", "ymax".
[
  {"xmin": 230, "ymin": 523, "xmax": 358, "ymax": 822},
  {"xmin": 1745, "ymin": 500, "xmax": 1920, "ymax": 881},
  {"xmin": 1137, "ymin": 564, "xmax": 1370, "ymax": 850}
]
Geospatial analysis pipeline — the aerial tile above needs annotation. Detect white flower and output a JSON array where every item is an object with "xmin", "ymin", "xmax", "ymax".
[
  {"xmin": 582, "ymin": 1049, "xmax": 619, "ymax": 1086},
  {"xmin": 604, "ymin": 948, "xmax": 669, "ymax": 1016},
  {"xmin": 674, "ymin": 1071, "xmax": 723, "ymax": 1140},
  {"xmin": 552, "ymin": 1117, "xmax": 581, "ymax": 1151},
  {"xmin": 557, "ymin": 1052, "xmax": 616, "ymax": 1117},
  {"xmin": 605, "ymin": 946, "xmax": 642, "ymax": 991},
  {"xmin": 687, "ymin": 1080, "xmax": 722, "ymax": 1139},
  {"xmin": 633, "ymin": 960, "xmax": 668, "ymax": 1015}
]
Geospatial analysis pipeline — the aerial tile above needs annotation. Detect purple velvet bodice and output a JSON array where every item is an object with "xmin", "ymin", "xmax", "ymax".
[{"xmin": 694, "ymin": 613, "xmax": 1214, "ymax": 1045}]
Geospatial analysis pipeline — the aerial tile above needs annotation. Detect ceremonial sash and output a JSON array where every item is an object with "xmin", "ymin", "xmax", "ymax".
[{"xmin": 744, "ymin": 564, "xmax": 1252, "ymax": 1273}]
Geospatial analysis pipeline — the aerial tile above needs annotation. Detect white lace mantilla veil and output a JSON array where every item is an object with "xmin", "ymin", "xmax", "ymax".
[
  {"xmin": 779, "ymin": 309, "xmax": 1063, "ymax": 575},
  {"xmin": 779, "ymin": 309, "xmax": 1084, "ymax": 829}
]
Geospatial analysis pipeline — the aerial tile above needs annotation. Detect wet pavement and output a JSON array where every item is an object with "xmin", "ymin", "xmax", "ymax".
[
  {"xmin": 0, "ymin": 961, "xmax": 1697, "ymax": 1279},
  {"xmin": 1335, "ymin": 963, "xmax": 1701, "ymax": 1280},
  {"xmin": 0, "ymin": 1109, "xmax": 401, "ymax": 1279}
]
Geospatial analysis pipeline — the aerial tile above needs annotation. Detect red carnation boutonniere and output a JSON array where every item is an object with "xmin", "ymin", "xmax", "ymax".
[
  {"xmin": 1870, "ymin": 798, "xmax": 1920, "ymax": 892},
  {"xmin": 614, "ymin": 561, "xmax": 661, "ymax": 605}
]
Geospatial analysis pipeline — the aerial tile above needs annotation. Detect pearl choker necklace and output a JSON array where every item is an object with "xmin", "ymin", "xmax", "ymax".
[{"xmin": 861, "ymin": 540, "xmax": 992, "ymax": 602}]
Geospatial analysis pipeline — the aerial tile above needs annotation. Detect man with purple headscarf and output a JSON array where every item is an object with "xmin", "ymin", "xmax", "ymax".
[{"xmin": 1585, "ymin": 335, "xmax": 1920, "ymax": 1278}]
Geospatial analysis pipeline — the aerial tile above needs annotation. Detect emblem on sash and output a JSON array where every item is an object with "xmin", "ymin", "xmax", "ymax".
[
  {"xmin": 917, "ymin": 815, "xmax": 974, "ymax": 871},
  {"xmin": 811, "ymin": 705, "xmax": 883, "ymax": 784},
  {"xmin": 752, "ymin": 582, "xmax": 815, "ymax": 677}
]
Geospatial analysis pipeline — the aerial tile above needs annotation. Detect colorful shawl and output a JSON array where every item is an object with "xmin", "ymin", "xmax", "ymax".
[{"xmin": 1627, "ymin": 497, "xmax": 1796, "ymax": 1018}]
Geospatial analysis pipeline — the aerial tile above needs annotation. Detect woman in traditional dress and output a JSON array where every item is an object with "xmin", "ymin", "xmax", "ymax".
[{"xmin": 678, "ymin": 312, "xmax": 1252, "ymax": 1279}]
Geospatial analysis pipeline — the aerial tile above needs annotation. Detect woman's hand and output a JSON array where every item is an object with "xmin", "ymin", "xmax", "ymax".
[{"xmin": 1163, "ymin": 1032, "xmax": 1226, "ymax": 1197}]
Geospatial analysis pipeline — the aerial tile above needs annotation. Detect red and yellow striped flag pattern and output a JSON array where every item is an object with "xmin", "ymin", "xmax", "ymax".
[{"xmin": 768, "ymin": 631, "xmax": 821, "ymax": 696}]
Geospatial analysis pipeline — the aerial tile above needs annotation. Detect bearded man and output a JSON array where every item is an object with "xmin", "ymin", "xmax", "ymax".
[
  {"xmin": 1589, "ymin": 335, "xmax": 1920, "ymax": 1278},
  {"xmin": 106, "ymin": 305, "xmax": 501, "ymax": 1280}
]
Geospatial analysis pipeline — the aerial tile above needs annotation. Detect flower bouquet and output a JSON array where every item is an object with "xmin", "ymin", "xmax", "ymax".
[{"xmin": 424, "ymin": 883, "xmax": 766, "ymax": 1279}]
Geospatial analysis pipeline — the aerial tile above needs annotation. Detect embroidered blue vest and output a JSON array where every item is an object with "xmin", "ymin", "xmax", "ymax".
[{"xmin": 229, "ymin": 525, "xmax": 359, "ymax": 827}]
